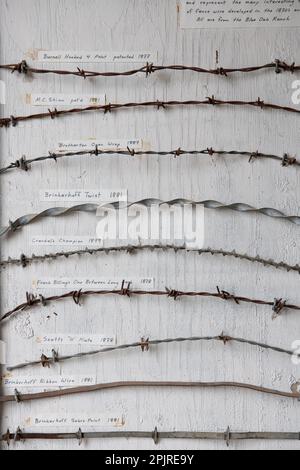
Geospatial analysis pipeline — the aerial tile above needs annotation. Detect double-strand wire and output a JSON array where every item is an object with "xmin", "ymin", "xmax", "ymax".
[
  {"xmin": 0, "ymin": 147, "xmax": 298, "ymax": 175},
  {"xmin": 0, "ymin": 283, "xmax": 297, "ymax": 323},
  {"xmin": 1, "ymin": 97, "xmax": 300, "ymax": 128},
  {"xmin": 2, "ymin": 199, "xmax": 300, "ymax": 239},
  {"xmin": 6, "ymin": 333, "xmax": 297, "ymax": 372},
  {"xmin": 0, "ymin": 59, "xmax": 298, "ymax": 79},
  {"xmin": 1, "ymin": 245, "xmax": 299, "ymax": 275}
]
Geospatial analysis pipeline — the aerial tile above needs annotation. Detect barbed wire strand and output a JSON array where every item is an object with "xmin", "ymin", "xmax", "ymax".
[
  {"xmin": 1, "ymin": 244, "xmax": 299, "ymax": 275},
  {"xmin": 6, "ymin": 333, "xmax": 296, "ymax": 372},
  {"xmin": 0, "ymin": 282, "xmax": 297, "ymax": 323},
  {"xmin": 0, "ymin": 147, "xmax": 298, "ymax": 175},
  {"xmin": 2, "ymin": 427, "xmax": 300, "ymax": 446},
  {"xmin": 1, "ymin": 97, "xmax": 300, "ymax": 129},
  {"xmin": 0, "ymin": 59, "xmax": 298, "ymax": 79}
]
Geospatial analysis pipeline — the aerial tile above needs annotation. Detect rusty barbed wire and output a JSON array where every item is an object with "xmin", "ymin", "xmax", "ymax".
[
  {"xmin": 1, "ymin": 199, "xmax": 300, "ymax": 239},
  {"xmin": 0, "ymin": 281, "xmax": 298, "ymax": 323},
  {"xmin": 2, "ymin": 427, "xmax": 300, "ymax": 447},
  {"xmin": 0, "ymin": 59, "xmax": 298, "ymax": 80},
  {"xmin": 1, "ymin": 97, "xmax": 300, "ymax": 129},
  {"xmin": 0, "ymin": 147, "xmax": 298, "ymax": 175},
  {"xmin": 1, "ymin": 380, "xmax": 299, "ymax": 405},
  {"xmin": 1, "ymin": 244, "xmax": 299, "ymax": 275},
  {"xmin": 6, "ymin": 332, "xmax": 296, "ymax": 372}
]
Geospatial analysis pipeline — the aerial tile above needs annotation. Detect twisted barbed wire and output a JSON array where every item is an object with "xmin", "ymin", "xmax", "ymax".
[
  {"xmin": 2, "ymin": 427, "xmax": 300, "ymax": 447},
  {"xmin": 6, "ymin": 333, "xmax": 296, "ymax": 372},
  {"xmin": 1, "ymin": 199, "xmax": 300, "ymax": 239},
  {"xmin": 0, "ymin": 147, "xmax": 298, "ymax": 175},
  {"xmin": 0, "ymin": 282, "xmax": 298, "ymax": 323},
  {"xmin": 1, "ymin": 380, "xmax": 300, "ymax": 404},
  {"xmin": 1, "ymin": 97, "xmax": 300, "ymax": 128},
  {"xmin": 1, "ymin": 244, "xmax": 299, "ymax": 275},
  {"xmin": 0, "ymin": 59, "xmax": 298, "ymax": 79}
]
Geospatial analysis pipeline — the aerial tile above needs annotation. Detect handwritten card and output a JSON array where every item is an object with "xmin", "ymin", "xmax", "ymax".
[
  {"xmin": 36, "ymin": 50, "xmax": 157, "ymax": 63},
  {"xmin": 56, "ymin": 138, "xmax": 144, "ymax": 152},
  {"xmin": 32, "ymin": 277, "xmax": 155, "ymax": 290},
  {"xmin": 36, "ymin": 334, "xmax": 116, "ymax": 346},
  {"xmin": 2, "ymin": 375, "xmax": 96, "ymax": 388},
  {"xmin": 27, "ymin": 93, "xmax": 105, "ymax": 107},
  {"xmin": 0, "ymin": 341, "xmax": 6, "ymax": 365},
  {"xmin": 180, "ymin": 0, "xmax": 300, "ymax": 28},
  {"xmin": 40, "ymin": 189, "xmax": 127, "ymax": 203},
  {"xmin": 31, "ymin": 236, "xmax": 104, "ymax": 247},
  {"xmin": 24, "ymin": 414, "xmax": 124, "ymax": 428}
]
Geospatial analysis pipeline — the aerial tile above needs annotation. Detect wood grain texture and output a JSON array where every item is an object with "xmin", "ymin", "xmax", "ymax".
[{"xmin": 0, "ymin": 0, "xmax": 299, "ymax": 450}]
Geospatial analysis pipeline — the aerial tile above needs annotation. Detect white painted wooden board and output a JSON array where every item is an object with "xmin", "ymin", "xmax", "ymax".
[{"xmin": 0, "ymin": 0, "xmax": 300, "ymax": 451}]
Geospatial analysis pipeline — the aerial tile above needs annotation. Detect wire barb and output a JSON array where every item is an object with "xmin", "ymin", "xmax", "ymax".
[
  {"xmin": 152, "ymin": 427, "xmax": 159, "ymax": 445},
  {"xmin": 166, "ymin": 288, "xmax": 182, "ymax": 300},
  {"xmin": 11, "ymin": 60, "xmax": 29, "ymax": 74},
  {"xmin": 14, "ymin": 389, "xmax": 21, "ymax": 403},
  {"xmin": 120, "ymin": 281, "xmax": 131, "ymax": 297},
  {"xmin": 141, "ymin": 337, "xmax": 150, "ymax": 352},
  {"xmin": 14, "ymin": 428, "xmax": 22, "ymax": 443},
  {"xmin": 225, "ymin": 427, "xmax": 231, "ymax": 447},
  {"xmin": 282, "ymin": 154, "xmax": 296, "ymax": 167},
  {"xmin": 76, "ymin": 428, "xmax": 84, "ymax": 446},
  {"xmin": 272, "ymin": 298, "xmax": 287, "ymax": 320},
  {"xmin": 72, "ymin": 289, "xmax": 83, "ymax": 306},
  {"xmin": 217, "ymin": 286, "xmax": 240, "ymax": 304}
]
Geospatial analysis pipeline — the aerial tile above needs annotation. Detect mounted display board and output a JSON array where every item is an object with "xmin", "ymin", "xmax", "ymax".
[{"xmin": 0, "ymin": 0, "xmax": 300, "ymax": 451}]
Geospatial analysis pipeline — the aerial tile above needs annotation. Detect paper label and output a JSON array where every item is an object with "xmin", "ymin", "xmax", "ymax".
[
  {"xmin": 2, "ymin": 375, "xmax": 96, "ymax": 388},
  {"xmin": 180, "ymin": 0, "xmax": 300, "ymax": 28},
  {"xmin": 36, "ymin": 334, "xmax": 116, "ymax": 346},
  {"xmin": 56, "ymin": 138, "xmax": 144, "ymax": 153},
  {"xmin": 40, "ymin": 189, "xmax": 127, "ymax": 203},
  {"xmin": 24, "ymin": 414, "xmax": 124, "ymax": 428},
  {"xmin": 0, "ymin": 341, "xmax": 6, "ymax": 365},
  {"xmin": 36, "ymin": 50, "xmax": 157, "ymax": 63},
  {"xmin": 32, "ymin": 277, "xmax": 155, "ymax": 290},
  {"xmin": 31, "ymin": 236, "xmax": 103, "ymax": 247},
  {"xmin": 27, "ymin": 93, "xmax": 105, "ymax": 107}
]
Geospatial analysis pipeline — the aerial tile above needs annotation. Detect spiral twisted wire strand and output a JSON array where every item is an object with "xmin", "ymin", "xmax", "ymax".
[{"xmin": 2, "ymin": 199, "xmax": 300, "ymax": 238}]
